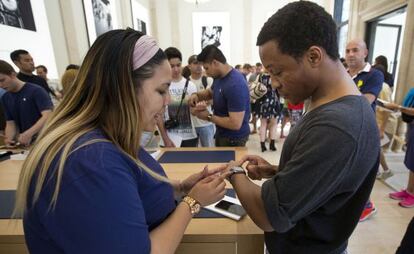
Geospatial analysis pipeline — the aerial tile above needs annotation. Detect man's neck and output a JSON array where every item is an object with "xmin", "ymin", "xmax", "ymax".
[
  {"xmin": 218, "ymin": 64, "xmax": 232, "ymax": 78},
  {"xmin": 348, "ymin": 62, "xmax": 367, "ymax": 77},
  {"xmin": 308, "ymin": 61, "xmax": 360, "ymax": 112},
  {"xmin": 19, "ymin": 70, "xmax": 33, "ymax": 76},
  {"xmin": 190, "ymin": 73, "xmax": 202, "ymax": 80},
  {"xmin": 172, "ymin": 76, "xmax": 182, "ymax": 82},
  {"xmin": 11, "ymin": 80, "xmax": 26, "ymax": 93}
]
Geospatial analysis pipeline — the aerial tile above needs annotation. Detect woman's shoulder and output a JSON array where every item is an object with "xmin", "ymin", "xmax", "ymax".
[{"xmin": 65, "ymin": 130, "xmax": 138, "ymax": 177}]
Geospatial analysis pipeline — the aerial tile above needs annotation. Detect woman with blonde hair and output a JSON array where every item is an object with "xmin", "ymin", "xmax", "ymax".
[
  {"xmin": 14, "ymin": 29, "xmax": 227, "ymax": 253},
  {"xmin": 60, "ymin": 68, "xmax": 78, "ymax": 96}
]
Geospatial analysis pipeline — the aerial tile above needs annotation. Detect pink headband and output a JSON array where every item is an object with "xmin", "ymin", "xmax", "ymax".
[{"xmin": 132, "ymin": 35, "xmax": 160, "ymax": 70}]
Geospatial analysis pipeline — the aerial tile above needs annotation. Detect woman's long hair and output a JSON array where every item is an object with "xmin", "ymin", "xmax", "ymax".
[{"xmin": 14, "ymin": 29, "xmax": 169, "ymax": 217}]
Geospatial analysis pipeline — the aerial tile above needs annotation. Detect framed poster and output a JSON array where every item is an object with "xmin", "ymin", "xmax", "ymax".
[
  {"xmin": 0, "ymin": 0, "xmax": 36, "ymax": 31},
  {"xmin": 130, "ymin": 0, "xmax": 150, "ymax": 35},
  {"xmin": 83, "ymin": 0, "xmax": 118, "ymax": 45},
  {"xmin": 192, "ymin": 12, "xmax": 230, "ymax": 60}
]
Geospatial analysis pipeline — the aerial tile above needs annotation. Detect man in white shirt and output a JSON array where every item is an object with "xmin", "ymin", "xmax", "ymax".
[
  {"xmin": 157, "ymin": 47, "xmax": 198, "ymax": 147},
  {"xmin": 187, "ymin": 55, "xmax": 215, "ymax": 147}
]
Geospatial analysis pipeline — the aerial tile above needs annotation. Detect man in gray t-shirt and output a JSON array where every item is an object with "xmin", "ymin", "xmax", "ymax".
[{"xmin": 217, "ymin": 2, "xmax": 380, "ymax": 254}]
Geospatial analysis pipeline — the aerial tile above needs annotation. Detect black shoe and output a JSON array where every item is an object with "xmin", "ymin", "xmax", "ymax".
[
  {"xmin": 269, "ymin": 140, "xmax": 277, "ymax": 151},
  {"xmin": 261, "ymin": 142, "xmax": 267, "ymax": 152}
]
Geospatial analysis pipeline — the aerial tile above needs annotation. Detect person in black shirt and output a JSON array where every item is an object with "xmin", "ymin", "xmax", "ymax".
[
  {"xmin": 10, "ymin": 49, "xmax": 55, "ymax": 97},
  {"xmin": 215, "ymin": 2, "xmax": 379, "ymax": 253}
]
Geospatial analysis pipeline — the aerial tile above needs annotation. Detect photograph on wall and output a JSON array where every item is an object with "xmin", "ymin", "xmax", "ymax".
[
  {"xmin": 201, "ymin": 26, "xmax": 222, "ymax": 49},
  {"xmin": 136, "ymin": 18, "xmax": 146, "ymax": 35},
  {"xmin": 192, "ymin": 12, "xmax": 230, "ymax": 62},
  {"xmin": 130, "ymin": 0, "xmax": 150, "ymax": 35},
  {"xmin": 0, "ymin": 0, "xmax": 36, "ymax": 31},
  {"xmin": 83, "ymin": 0, "xmax": 118, "ymax": 46}
]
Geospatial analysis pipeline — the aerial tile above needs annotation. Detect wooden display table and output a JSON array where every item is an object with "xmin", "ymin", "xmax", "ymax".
[{"xmin": 0, "ymin": 147, "xmax": 264, "ymax": 254}]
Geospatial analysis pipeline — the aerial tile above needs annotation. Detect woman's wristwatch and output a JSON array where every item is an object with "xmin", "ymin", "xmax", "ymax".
[
  {"xmin": 227, "ymin": 166, "xmax": 246, "ymax": 181},
  {"xmin": 182, "ymin": 196, "xmax": 201, "ymax": 215}
]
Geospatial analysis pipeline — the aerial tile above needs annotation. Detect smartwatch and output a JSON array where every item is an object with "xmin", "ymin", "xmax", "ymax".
[
  {"xmin": 228, "ymin": 166, "xmax": 246, "ymax": 181},
  {"xmin": 207, "ymin": 113, "xmax": 213, "ymax": 122}
]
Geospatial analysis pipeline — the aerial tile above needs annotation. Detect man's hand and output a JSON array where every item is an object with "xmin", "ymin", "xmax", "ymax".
[
  {"xmin": 240, "ymin": 155, "xmax": 277, "ymax": 180},
  {"xmin": 17, "ymin": 132, "xmax": 32, "ymax": 146},
  {"xmin": 4, "ymin": 137, "xmax": 16, "ymax": 147},
  {"xmin": 191, "ymin": 109, "xmax": 209, "ymax": 121},
  {"xmin": 188, "ymin": 93, "xmax": 199, "ymax": 107}
]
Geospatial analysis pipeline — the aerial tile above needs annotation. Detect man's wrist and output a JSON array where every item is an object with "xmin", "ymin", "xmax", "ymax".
[
  {"xmin": 227, "ymin": 166, "xmax": 246, "ymax": 182},
  {"xmin": 207, "ymin": 113, "xmax": 213, "ymax": 122}
]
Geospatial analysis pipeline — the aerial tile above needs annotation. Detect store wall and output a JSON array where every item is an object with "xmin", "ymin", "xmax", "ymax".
[
  {"xmin": 0, "ymin": 0, "xmax": 58, "ymax": 78},
  {"xmin": 151, "ymin": 0, "xmax": 333, "ymax": 66}
]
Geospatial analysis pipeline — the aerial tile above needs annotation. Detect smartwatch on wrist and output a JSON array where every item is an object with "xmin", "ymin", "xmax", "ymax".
[
  {"xmin": 207, "ymin": 113, "xmax": 213, "ymax": 122},
  {"xmin": 228, "ymin": 166, "xmax": 246, "ymax": 181}
]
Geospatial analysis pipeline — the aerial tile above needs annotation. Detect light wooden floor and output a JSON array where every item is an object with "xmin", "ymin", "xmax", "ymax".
[{"xmin": 245, "ymin": 126, "xmax": 413, "ymax": 254}]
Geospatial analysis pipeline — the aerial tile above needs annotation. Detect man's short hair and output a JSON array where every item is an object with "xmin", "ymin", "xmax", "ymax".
[
  {"xmin": 197, "ymin": 45, "xmax": 226, "ymax": 64},
  {"xmin": 243, "ymin": 63, "xmax": 252, "ymax": 69},
  {"xmin": 0, "ymin": 60, "xmax": 16, "ymax": 75},
  {"xmin": 188, "ymin": 55, "xmax": 198, "ymax": 65},
  {"xmin": 255, "ymin": 62, "xmax": 262, "ymax": 67},
  {"xmin": 257, "ymin": 1, "xmax": 339, "ymax": 60},
  {"xmin": 164, "ymin": 47, "xmax": 182, "ymax": 62},
  {"xmin": 36, "ymin": 65, "xmax": 48, "ymax": 73},
  {"xmin": 10, "ymin": 49, "xmax": 29, "ymax": 62}
]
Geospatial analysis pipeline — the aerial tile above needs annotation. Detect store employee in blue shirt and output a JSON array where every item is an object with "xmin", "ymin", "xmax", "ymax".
[
  {"xmin": 189, "ymin": 45, "xmax": 250, "ymax": 147},
  {"xmin": 0, "ymin": 60, "xmax": 53, "ymax": 146},
  {"xmin": 346, "ymin": 39, "xmax": 383, "ymax": 111},
  {"xmin": 14, "ymin": 29, "xmax": 227, "ymax": 254}
]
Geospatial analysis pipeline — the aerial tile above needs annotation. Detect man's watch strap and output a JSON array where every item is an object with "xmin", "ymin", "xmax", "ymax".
[{"xmin": 228, "ymin": 166, "xmax": 246, "ymax": 181}]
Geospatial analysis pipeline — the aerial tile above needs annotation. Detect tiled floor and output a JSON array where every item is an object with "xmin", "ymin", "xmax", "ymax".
[{"xmin": 244, "ymin": 125, "xmax": 413, "ymax": 254}]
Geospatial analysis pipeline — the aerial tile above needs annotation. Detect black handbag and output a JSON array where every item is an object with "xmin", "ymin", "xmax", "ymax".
[
  {"xmin": 164, "ymin": 79, "xmax": 189, "ymax": 129},
  {"xmin": 402, "ymin": 113, "xmax": 414, "ymax": 123}
]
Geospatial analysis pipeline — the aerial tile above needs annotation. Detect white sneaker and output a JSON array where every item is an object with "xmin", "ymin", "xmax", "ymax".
[{"xmin": 381, "ymin": 170, "xmax": 394, "ymax": 180}]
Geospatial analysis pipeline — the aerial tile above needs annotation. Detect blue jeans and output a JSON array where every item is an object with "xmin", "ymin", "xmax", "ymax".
[{"xmin": 195, "ymin": 125, "xmax": 215, "ymax": 147}]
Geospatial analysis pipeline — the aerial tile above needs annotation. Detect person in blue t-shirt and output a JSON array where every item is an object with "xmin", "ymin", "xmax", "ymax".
[
  {"xmin": 345, "ymin": 38, "xmax": 383, "ymax": 222},
  {"xmin": 13, "ymin": 29, "xmax": 227, "ymax": 254},
  {"xmin": 189, "ymin": 45, "xmax": 250, "ymax": 147},
  {"xmin": 346, "ymin": 39, "xmax": 383, "ymax": 112},
  {"xmin": 0, "ymin": 60, "xmax": 53, "ymax": 146}
]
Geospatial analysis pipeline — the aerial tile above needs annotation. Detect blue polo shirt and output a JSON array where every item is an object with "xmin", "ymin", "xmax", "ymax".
[
  {"xmin": 352, "ymin": 64, "xmax": 383, "ymax": 111},
  {"xmin": 1, "ymin": 83, "xmax": 53, "ymax": 133},
  {"xmin": 24, "ymin": 130, "xmax": 176, "ymax": 253},
  {"xmin": 212, "ymin": 68, "xmax": 250, "ymax": 138}
]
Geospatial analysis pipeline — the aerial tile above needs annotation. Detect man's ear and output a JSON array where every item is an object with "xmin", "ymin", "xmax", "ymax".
[
  {"xmin": 306, "ymin": 46, "xmax": 323, "ymax": 67},
  {"xmin": 12, "ymin": 60, "xmax": 20, "ymax": 68}
]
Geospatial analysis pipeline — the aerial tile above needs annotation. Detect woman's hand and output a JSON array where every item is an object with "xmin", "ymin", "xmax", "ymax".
[
  {"xmin": 180, "ymin": 166, "xmax": 223, "ymax": 195},
  {"xmin": 187, "ymin": 174, "xmax": 229, "ymax": 206}
]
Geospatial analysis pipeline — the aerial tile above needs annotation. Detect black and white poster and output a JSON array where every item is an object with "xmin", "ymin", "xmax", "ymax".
[
  {"xmin": 136, "ymin": 18, "xmax": 146, "ymax": 35},
  {"xmin": 201, "ymin": 26, "xmax": 222, "ymax": 49},
  {"xmin": 192, "ymin": 12, "xmax": 230, "ymax": 61},
  {"xmin": 0, "ymin": 0, "xmax": 36, "ymax": 31},
  {"xmin": 83, "ymin": 0, "xmax": 118, "ymax": 46},
  {"xmin": 130, "ymin": 0, "xmax": 150, "ymax": 35}
]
